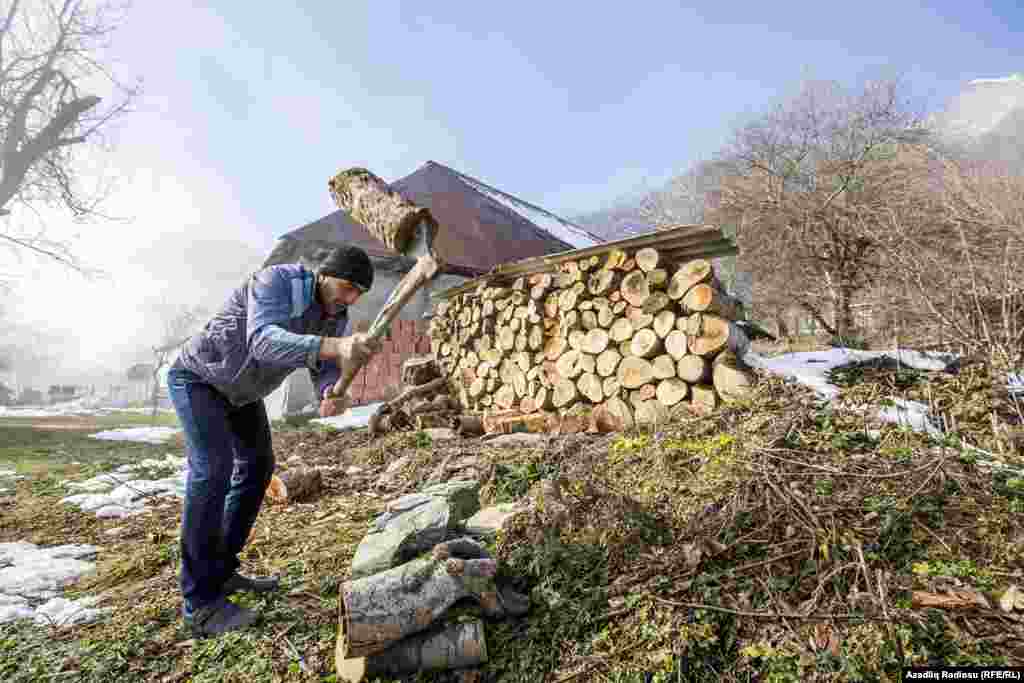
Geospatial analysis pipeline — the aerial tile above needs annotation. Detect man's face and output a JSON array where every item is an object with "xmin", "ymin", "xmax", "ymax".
[{"xmin": 320, "ymin": 276, "xmax": 363, "ymax": 315}]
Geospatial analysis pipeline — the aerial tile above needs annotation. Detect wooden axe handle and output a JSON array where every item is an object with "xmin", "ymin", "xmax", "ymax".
[{"xmin": 328, "ymin": 254, "xmax": 440, "ymax": 399}]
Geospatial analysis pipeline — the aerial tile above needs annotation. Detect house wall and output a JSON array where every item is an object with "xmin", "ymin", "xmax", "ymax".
[{"xmin": 266, "ymin": 271, "xmax": 471, "ymax": 418}]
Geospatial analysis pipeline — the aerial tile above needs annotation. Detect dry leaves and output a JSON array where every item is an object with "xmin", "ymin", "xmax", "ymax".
[
  {"xmin": 911, "ymin": 590, "xmax": 990, "ymax": 610},
  {"xmin": 999, "ymin": 585, "xmax": 1024, "ymax": 613}
]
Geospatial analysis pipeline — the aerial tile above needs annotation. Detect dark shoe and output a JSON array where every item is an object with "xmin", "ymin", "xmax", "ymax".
[
  {"xmin": 223, "ymin": 571, "xmax": 280, "ymax": 595},
  {"xmin": 184, "ymin": 597, "xmax": 259, "ymax": 637}
]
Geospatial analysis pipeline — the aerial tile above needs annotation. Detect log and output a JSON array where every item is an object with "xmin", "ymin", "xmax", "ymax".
[
  {"xmin": 688, "ymin": 314, "xmax": 750, "ymax": 358},
  {"xmin": 401, "ymin": 357, "xmax": 441, "ymax": 387},
  {"xmin": 602, "ymin": 375, "xmax": 621, "ymax": 399},
  {"xmin": 682, "ymin": 283, "xmax": 741, "ymax": 319},
  {"xmin": 528, "ymin": 325, "xmax": 544, "ymax": 351},
  {"xmin": 620, "ymin": 271, "xmax": 650, "ymax": 308},
  {"xmin": 577, "ymin": 372, "xmax": 604, "ymax": 403},
  {"xmin": 483, "ymin": 409, "xmax": 552, "ymax": 435},
  {"xmin": 596, "ymin": 348, "xmax": 621, "ymax": 377},
  {"xmin": 544, "ymin": 335, "xmax": 568, "ymax": 361},
  {"xmin": 582, "ymin": 328, "xmax": 610, "ymax": 355},
  {"xmin": 676, "ymin": 354, "xmax": 711, "ymax": 384},
  {"xmin": 618, "ymin": 340, "xmax": 633, "ymax": 358},
  {"xmin": 593, "ymin": 397, "xmax": 634, "ymax": 432},
  {"xmin": 605, "ymin": 249, "xmax": 628, "ymax": 270},
  {"xmin": 581, "ymin": 310, "xmax": 598, "ymax": 330},
  {"xmin": 588, "ymin": 269, "xmax": 619, "ymax": 296},
  {"xmin": 568, "ymin": 329, "xmax": 586, "ymax": 351},
  {"xmin": 630, "ymin": 328, "xmax": 663, "ymax": 359},
  {"xmin": 634, "ymin": 400, "xmax": 669, "ymax": 428},
  {"xmin": 556, "ymin": 349, "xmax": 583, "ymax": 379},
  {"xmin": 667, "ymin": 258, "xmax": 715, "ymax": 300},
  {"xmin": 338, "ymin": 619, "xmax": 488, "ymax": 682},
  {"xmin": 416, "ymin": 411, "xmax": 454, "ymax": 430},
  {"xmin": 690, "ymin": 384, "xmax": 719, "ymax": 415},
  {"xmin": 646, "ymin": 269, "xmax": 668, "ymax": 290},
  {"xmin": 627, "ymin": 307, "xmax": 654, "ymax": 330},
  {"xmin": 494, "ymin": 384, "xmax": 517, "ymax": 410},
  {"xmin": 520, "ymin": 396, "xmax": 536, "ymax": 413},
  {"xmin": 452, "ymin": 415, "xmax": 485, "ymax": 437},
  {"xmin": 653, "ymin": 310, "xmax": 676, "ymax": 339},
  {"xmin": 665, "ymin": 330, "xmax": 688, "ymax": 360},
  {"xmin": 266, "ymin": 467, "xmax": 323, "ymax": 504},
  {"xmin": 635, "ymin": 247, "xmax": 659, "ymax": 273},
  {"xmin": 656, "ymin": 378, "xmax": 689, "ymax": 407},
  {"xmin": 498, "ymin": 327, "xmax": 516, "ymax": 350},
  {"xmin": 552, "ymin": 378, "xmax": 578, "ymax": 408},
  {"xmin": 609, "ymin": 317, "xmax": 634, "ymax": 343},
  {"xmin": 558, "ymin": 289, "xmax": 579, "ymax": 312},
  {"xmin": 642, "ymin": 292, "xmax": 671, "ymax": 315},
  {"xmin": 577, "ymin": 353, "xmax": 596, "ymax": 375},
  {"xmin": 533, "ymin": 386, "xmax": 553, "ymax": 410},
  {"xmin": 612, "ymin": 300, "xmax": 628, "ymax": 315},
  {"xmin": 596, "ymin": 302, "xmax": 614, "ymax": 327},
  {"xmin": 652, "ymin": 354, "xmax": 676, "ymax": 380},
  {"xmin": 328, "ymin": 168, "xmax": 436, "ymax": 254},
  {"xmin": 617, "ymin": 357, "xmax": 655, "ymax": 389},
  {"xmin": 629, "ymin": 383, "xmax": 657, "ymax": 406},
  {"xmin": 712, "ymin": 351, "xmax": 757, "ymax": 402},
  {"xmin": 369, "ymin": 378, "xmax": 450, "ymax": 437}
]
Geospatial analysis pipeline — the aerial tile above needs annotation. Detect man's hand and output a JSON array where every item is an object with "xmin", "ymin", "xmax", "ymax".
[
  {"xmin": 319, "ymin": 333, "xmax": 382, "ymax": 368},
  {"xmin": 319, "ymin": 391, "xmax": 352, "ymax": 418}
]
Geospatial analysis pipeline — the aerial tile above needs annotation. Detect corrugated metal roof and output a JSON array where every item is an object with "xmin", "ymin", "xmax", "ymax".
[{"xmin": 268, "ymin": 161, "xmax": 605, "ymax": 273}]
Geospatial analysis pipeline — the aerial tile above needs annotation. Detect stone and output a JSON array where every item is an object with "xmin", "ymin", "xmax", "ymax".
[
  {"xmin": 350, "ymin": 498, "xmax": 450, "ymax": 580},
  {"xmin": 463, "ymin": 504, "xmax": 526, "ymax": 539},
  {"xmin": 422, "ymin": 427, "xmax": 457, "ymax": 441},
  {"xmin": 487, "ymin": 433, "xmax": 546, "ymax": 448},
  {"xmin": 350, "ymin": 480, "xmax": 481, "ymax": 581},
  {"xmin": 345, "ymin": 466, "xmax": 365, "ymax": 475}
]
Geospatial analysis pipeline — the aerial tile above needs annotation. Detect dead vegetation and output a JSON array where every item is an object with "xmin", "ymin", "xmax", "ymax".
[{"xmin": 3, "ymin": 359, "xmax": 1024, "ymax": 681}]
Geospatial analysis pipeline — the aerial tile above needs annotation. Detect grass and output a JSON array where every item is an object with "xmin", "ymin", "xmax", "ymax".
[{"xmin": 2, "ymin": 362, "xmax": 1023, "ymax": 682}]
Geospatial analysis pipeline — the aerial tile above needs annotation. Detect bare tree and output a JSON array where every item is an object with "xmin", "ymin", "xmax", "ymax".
[
  {"xmin": 0, "ymin": 0, "xmax": 138, "ymax": 270},
  {"xmin": 715, "ymin": 78, "xmax": 930, "ymax": 339},
  {"xmin": 874, "ymin": 156, "xmax": 1024, "ymax": 369},
  {"xmin": 147, "ymin": 303, "xmax": 206, "ymax": 417}
]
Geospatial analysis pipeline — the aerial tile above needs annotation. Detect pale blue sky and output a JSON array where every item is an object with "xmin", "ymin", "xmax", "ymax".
[
  {"xmin": 6, "ymin": 0, "xmax": 1024, "ymax": 376},
  {"xmin": 157, "ymin": 0, "xmax": 1021, "ymax": 225}
]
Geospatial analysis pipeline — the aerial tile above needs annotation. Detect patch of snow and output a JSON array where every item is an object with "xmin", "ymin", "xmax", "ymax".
[
  {"xmin": 0, "ymin": 543, "xmax": 109, "ymax": 626},
  {"xmin": 32, "ymin": 596, "xmax": 109, "ymax": 627},
  {"xmin": 0, "ymin": 542, "xmax": 98, "ymax": 602},
  {"xmin": 311, "ymin": 402, "xmax": 385, "ymax": 430},
  {"xmin": 60, "ymin": 454, "xmax": 187, "ymax": 518},
  {"xmin": 0, "ymin": 397, "xmax": 176, "ymax": 419},
  {"xmin": 969, "ymin": 74, "xmax": 1024, "ymax": 86},
  {"xmin": 88, "ymin": 426, "xmax": 181, "ymax": 445},
  {"xmin": 744, "ymin": 347, "xmax": 957, "ymax": 402},
  {"xmin": 750, "ymin": 347, "xmax": 1024, "ymax": 475}
]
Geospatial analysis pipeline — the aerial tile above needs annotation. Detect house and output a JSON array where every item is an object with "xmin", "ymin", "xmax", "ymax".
[{"xmin": 263, "ymin": 160, "xmax": 603, "ymax": 418}]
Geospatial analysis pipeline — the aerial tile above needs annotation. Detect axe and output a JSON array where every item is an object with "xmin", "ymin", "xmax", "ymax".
[{"xmin": 324, "ymin": 168, "xmax": 444, "ymax": 400}]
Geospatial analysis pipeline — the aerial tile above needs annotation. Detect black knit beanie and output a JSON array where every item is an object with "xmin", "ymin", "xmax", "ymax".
[{"xmin": 317, "ymin": 246, "xmax": 374, "ymax": 292}]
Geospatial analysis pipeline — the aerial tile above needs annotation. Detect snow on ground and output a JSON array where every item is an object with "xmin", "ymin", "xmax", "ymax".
[
  {"xmin": 0, "ymin": 542, "xmax": 110, "ymax": 626},
  {"xmin": 748, "ymin": 346, "xmax": 1023, "ymax": 473},
  {"xmin": 310, "ymin": 401, "xmax": 384, "ymax": 430},
  {"xmin": 88, "ymin": 426, "xmax": 182, "ymax": 445},
  {"xmin": 744, "ymin": 347, "xmax": 957, "ymax": 401},
  {"xmin": 60, "ymin": 454, "xmax": 187, "ymax": 519},
  {"xmin": 0, "ymin": 396, "xmax": 175, "ymax": 419}
]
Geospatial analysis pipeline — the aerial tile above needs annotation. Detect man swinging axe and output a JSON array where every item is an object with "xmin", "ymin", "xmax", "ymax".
[{"xmin": 167, "ymin": 246, "xmax": 381, "ymax": 636}]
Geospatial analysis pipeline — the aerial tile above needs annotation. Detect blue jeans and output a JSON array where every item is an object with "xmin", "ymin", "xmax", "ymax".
[{"xmin": 167, "ymin": 366, "xmax": 275, "ymax": 613}]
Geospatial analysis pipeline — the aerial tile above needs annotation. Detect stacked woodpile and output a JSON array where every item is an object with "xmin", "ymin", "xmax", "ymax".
[
  {"xmin": 367, "ymin": 357, "xmax": 461, "ymax": 435},
  {"xmin": 429, "ymin": 248, "xmax": 756, "ymax": 431}
]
